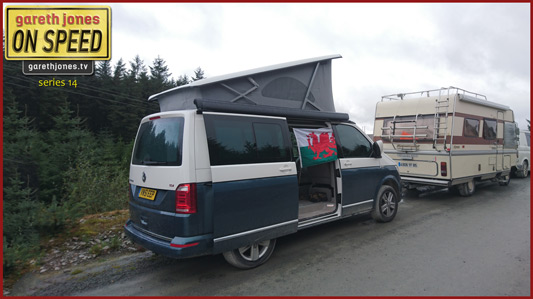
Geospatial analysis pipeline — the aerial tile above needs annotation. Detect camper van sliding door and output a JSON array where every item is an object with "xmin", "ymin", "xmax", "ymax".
[{"xmin": 203, "ymin": 113, "xmax": 298, "ymax": 253}]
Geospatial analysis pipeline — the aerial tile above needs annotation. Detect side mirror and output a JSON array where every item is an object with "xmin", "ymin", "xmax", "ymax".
[{"xmin": 372, "ymin": 140, "xmax": 383, "ymax": 158}]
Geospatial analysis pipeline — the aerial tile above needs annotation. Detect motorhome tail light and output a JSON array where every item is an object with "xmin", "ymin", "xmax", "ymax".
[
  {"xmin": 441, "ymin": 162, "xmax": 448, "ymax": 177},
  {"xmin": 149, "ymin": 116, "xmax": 161, "ymax": 121},
  {"xmin": 176, "ymin": 183, "xmax": 197, "ymax": 214}
]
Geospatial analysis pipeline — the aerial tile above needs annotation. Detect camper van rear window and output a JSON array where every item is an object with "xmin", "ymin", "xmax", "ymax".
[{"xmin": 132, "ymin": 117, "xmax": 184, "ymax": 166}]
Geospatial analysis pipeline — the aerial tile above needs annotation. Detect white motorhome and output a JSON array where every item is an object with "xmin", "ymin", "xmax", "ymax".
[{"xmin": 373, "ymin": 87, "xmax": 518, "ymax": 196}]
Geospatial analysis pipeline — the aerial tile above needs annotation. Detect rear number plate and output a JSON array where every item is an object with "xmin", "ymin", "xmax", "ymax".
[{"xmin": 139, "ymin": 188, "xmax": 157, "ymax": 200}]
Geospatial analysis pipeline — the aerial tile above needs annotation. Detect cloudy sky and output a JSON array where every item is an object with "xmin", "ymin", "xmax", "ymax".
[{"xmin": 5, "ymin": 3, "xmax": 531, "ymax": 131}]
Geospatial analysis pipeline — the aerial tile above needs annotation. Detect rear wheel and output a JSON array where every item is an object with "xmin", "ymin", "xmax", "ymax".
[
  {"xmin": 222, "ymin": 239, "xmax": 276, "ymax": 269},
  {"xmin": 516, "ymin": 161, "xmax": 529, "ymax": 178},
  {"xmin": 458, "ymin": 180, "xmax": 475, "ymax": 197},
  {"xmin": 371, "ymin": 185, "xmax": 398, "ymax": 223}
]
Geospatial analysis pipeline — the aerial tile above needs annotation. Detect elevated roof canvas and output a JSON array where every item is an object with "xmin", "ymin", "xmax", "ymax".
[{"xmin": 149, "ymin": 54, "xmax": 342, "ymax": 113}]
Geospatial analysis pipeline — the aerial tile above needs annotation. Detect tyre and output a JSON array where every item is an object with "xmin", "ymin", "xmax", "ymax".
[
  {"xmin": 457, "ymin": 180, "xmax": 475, "ymax": 197},
  {"xmin": 371, "ymin": 185, "xmax": 398, "ymax": 223},
  {"xmin": 498, "ymin": 174, "xmax": 511, "ymax": 186},
  {"xmin": 222, "ymin": 239, "xmax": 276, "ymax": 269},
  {"xmin": 516, "ymin": 161, "xmax": 529, "ymax": 178}
]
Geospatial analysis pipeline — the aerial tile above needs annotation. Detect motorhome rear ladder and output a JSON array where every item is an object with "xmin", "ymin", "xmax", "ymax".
[{"xmin": 433, "ymin": 88, "xmax": 450, "ymax": 151}]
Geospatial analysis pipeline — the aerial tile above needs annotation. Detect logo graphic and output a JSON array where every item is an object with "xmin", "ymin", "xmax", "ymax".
[
  {"xmin": 142, "ymin": 172, "xmax": 146, "ymax": 183},
  {"xmin": 294, "ymin": 128, "xmax": 338, "ymax": 168},
  {"xmin": 4, "ymin": 5, "xmax": 111, "ymax": 60}
]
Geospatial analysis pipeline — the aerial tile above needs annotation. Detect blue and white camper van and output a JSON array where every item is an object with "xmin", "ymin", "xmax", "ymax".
[{"xmin": 124, "ymin": 55, "xmax": 402, "ymax": 269}]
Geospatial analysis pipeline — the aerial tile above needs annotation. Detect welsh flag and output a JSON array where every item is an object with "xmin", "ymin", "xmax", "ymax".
[{"xmin": 293, "ymin": 128, "xmax": 338, "ymax": 168}]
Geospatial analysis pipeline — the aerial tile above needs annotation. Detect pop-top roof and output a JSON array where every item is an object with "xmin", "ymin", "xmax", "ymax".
[{"xmin": 149, "ymin": 54, "xmax": 342, "ymax": 113}]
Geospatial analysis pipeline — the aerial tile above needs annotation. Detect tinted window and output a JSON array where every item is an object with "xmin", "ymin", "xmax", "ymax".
[
  {"xmin": 254, "ymin": 123, "xmax": 289, "ymax": 162},
  {"xmin": 483, "ymin": 119, "xmax": 497, "ymax": 140},
  {"xmin": 132, "ymin": 117, "xmax": 184, "ymax": 166},
  {"xmin": 335, "ymin": 124, "xmax": 372, "ymax": 158},
  {"xmin": 204, "ymin": 115, "xmax": 291, "ymax": 166},
  {"xmin": 464, "ymin": 118, "xmax": 480, "ymax": 137}
]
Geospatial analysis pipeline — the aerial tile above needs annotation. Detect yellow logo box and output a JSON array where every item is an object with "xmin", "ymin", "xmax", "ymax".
[{"xmin": 4, "ymin": 6, "xmax": 111, "ymax": 60}]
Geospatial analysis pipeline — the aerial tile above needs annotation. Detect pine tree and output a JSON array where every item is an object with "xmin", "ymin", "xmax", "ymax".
[
  {"xmin": 113, "ymin": 58, "xmax": 126, "ymax": 82},
  {"xmin": 176, "ymin": 74, "xmax": 190, "ymax": 86},
  {"xmin": 192, "ymin": 67, "xmax": 205, "ymax": 81},
  {"xmin": 95, "ymin": 60, "xmax": 112, "ymax": 79},
  {"xmin": 149, "ymin": 56, "xmax": 172, "ymax": 93}
]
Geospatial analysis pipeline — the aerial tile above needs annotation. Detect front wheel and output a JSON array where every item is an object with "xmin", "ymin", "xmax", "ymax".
[
  {"xmin": 222, "ymin": 239, "xmax": 276, "ymax": 269},
  {"xmin": 371, "ymin": 185, "xmax": 399, "ymax": 223}
]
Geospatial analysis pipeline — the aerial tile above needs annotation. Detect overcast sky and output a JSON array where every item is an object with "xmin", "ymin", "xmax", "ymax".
[{"xmin": 5, "ymin": 3, "xmax": 531, "ymax": 131}]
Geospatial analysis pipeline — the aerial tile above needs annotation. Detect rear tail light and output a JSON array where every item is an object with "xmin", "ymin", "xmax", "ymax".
[
  {"xmin": 441, "ymin": 162, "xmax": 447, "ymax": 177},
  {"xmin": 176, "ymin": 183, "xmax": 197, "ymax": 214}
]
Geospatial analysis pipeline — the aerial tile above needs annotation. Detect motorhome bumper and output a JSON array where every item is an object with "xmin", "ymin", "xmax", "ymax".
[
  {"xmin": 124, "ymin": 220, "xmax": 213, "ymax": 259},
  {"xmin": 401, "ymin": 176, "xmax": 450, "ymax": 187}
]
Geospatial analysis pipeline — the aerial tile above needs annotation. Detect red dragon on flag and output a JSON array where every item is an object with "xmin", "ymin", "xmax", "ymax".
[{"xmin": 294, "ymin": 128, "xmax": 338, "ymax": 168}]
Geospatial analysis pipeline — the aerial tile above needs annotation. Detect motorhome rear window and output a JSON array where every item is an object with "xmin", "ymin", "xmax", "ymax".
[
  {"xmin": 132, "ymin": 117, "xmax": 184, "ymax": 166},
  {"xmin": 204, "ymin": 115, "xmax": 291, "ymax": 166},
  {"xmin": 381, "ymin": 115, "xmax": 435, "ymax": 141}
]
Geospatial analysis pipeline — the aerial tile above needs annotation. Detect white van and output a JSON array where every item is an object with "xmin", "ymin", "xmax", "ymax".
[
  {"xmin": 514, "ymin": 130, "xmax": 530, "ymax": 177},
  {"xmin": 124, "ymin": 55, "xmax": 402, "ymax": 269},
  {"xmin": 373, "ymin": 86, "xmax": 518, "ymax": 196}
]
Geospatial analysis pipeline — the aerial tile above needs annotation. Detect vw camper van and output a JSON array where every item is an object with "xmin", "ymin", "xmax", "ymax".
[
  {"xmin": 373, "ymin": 87, "xmax": 518, "ymax": 196},
  {"xmin": 125, "ymin": 55, "xmax": 402, "ymax": 269}
]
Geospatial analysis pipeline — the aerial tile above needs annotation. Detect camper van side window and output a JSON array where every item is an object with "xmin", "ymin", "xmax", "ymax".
[
  {"xmin": 463, "ymin": 118, "xmax": 480, "ymax": 137},
  {"xmin": 335, "ymin": 124, "xmax": 372, "ymax": 158},
  {"xmin": 204, "ymin": 115, "xmax": 291, "ymax": 165},
  {"xmin": 483, "ymin": 119, "xmax": 497, "ymax": 140}
]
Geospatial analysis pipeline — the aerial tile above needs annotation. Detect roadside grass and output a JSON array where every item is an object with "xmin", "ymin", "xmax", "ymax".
[{"xmin": 4, "ymin": 209, "xmax": 130, "ymax": 291}]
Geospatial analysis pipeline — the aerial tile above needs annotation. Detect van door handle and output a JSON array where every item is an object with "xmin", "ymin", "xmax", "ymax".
[{"xmin": 279, "ymin": 165, "xmax": 292, "ymax": 172}]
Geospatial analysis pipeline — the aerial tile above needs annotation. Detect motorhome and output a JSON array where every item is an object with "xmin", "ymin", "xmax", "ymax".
[
  {"xmin": 124, "ymin": 55, "xmax": 402, "ymax": 269},
  {"xmin": 373, "ymin": 87, "xmax": 518, "ymax": 196}
]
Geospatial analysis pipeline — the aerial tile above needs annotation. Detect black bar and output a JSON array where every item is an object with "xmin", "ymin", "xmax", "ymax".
[{"xmin": 194, "ymin": 99, "xmax": 350, "ymax": 122}]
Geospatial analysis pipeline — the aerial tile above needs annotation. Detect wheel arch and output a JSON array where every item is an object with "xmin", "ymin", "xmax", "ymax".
[{"xmin": 375, "ymin": 173, "xmax": 402, "ymax": 202}]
